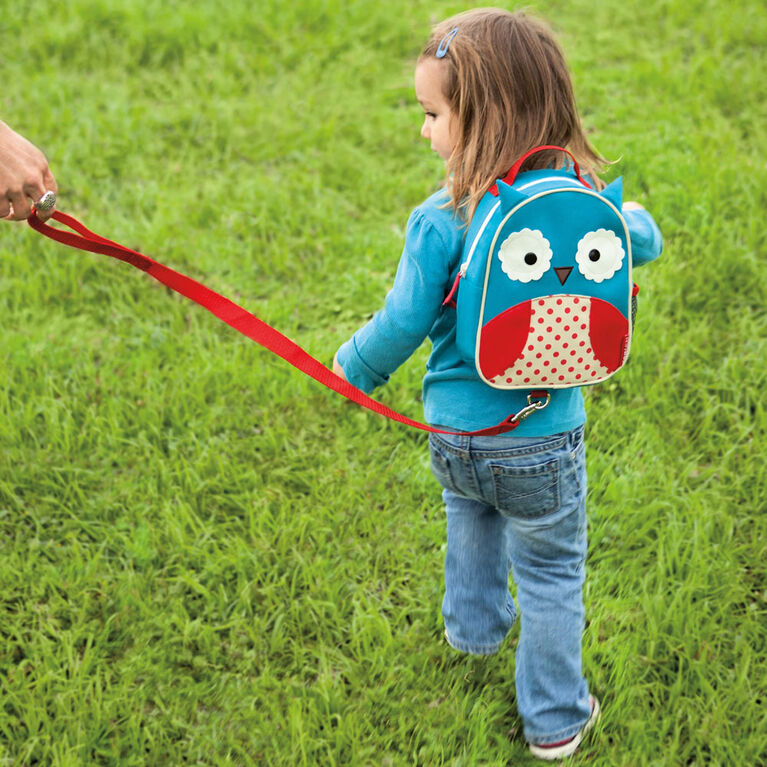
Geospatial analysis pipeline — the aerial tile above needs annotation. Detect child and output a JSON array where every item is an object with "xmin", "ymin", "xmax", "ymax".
[{"xmin": 333, "ymin": 8, "xmax": 662, "ymax": 760}]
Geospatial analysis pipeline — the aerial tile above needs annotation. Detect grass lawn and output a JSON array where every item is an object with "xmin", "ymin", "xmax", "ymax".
[{"xmin": 1, "ymin": 0, "xmax": 765, "ymax": 764}]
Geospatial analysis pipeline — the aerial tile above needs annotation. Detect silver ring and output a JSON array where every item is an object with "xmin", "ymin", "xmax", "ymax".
[{"xmin": 36, "ymin": 190, "xmax": 57, "ymax": 212}]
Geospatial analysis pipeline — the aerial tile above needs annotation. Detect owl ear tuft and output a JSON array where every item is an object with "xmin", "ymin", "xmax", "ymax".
[
  {"xmin": 497, "ymin": 181, "xmax": 527, "ymax": 213},
  {"xmin": 601, "ymin": 177, "xmax": 623, "ymax": 209}
]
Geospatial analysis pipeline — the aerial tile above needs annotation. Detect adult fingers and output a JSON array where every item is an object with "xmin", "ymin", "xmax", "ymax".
[
  {"xmin": 36, "ymin": 167, "xmax": 58, "ymax": 220},
  {"xmin": 23, "ymin": 177, "xmax": 47, "ymax": 208},
  {"xmin": 6, "ymin": 188, "xmax": 33, "ymax": 220},
  {"xmin": 42, "ymin": 165, "xmax": 57, "ymax": 195},
  {"xmin": 0, "ymin": 170, "xmax": 54, "ymax": 222}
]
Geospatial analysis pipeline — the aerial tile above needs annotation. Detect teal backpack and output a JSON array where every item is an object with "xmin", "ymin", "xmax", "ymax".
[{"xmin": 444, "ymin": 145, "xmax": 637, "ymax": 393}]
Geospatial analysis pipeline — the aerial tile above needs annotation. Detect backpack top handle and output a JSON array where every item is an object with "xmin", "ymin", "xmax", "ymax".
[{"xmin": 489, "ymin": 145, "xmax": 593, "ymax": 196}]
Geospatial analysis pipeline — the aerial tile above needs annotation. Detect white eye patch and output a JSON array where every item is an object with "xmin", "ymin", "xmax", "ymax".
[
  {"xmin": 497, "ymin": 228, "xmax": 552, "ymax": 283},
  {"xmin": 575, "ymin": 229, "xmax": 625, "ymax": 283}
]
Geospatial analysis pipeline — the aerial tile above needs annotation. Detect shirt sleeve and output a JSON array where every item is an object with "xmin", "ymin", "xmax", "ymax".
[
  {"xmin": 624, "ymin": 207, "xmax": 663, "ymax": 267},
  {"xmin": 336, "ymin": 207, "xmax": 454, "ymax": 394}
]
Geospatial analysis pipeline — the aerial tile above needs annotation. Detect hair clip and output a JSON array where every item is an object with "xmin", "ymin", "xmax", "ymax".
[{"xmin": 436, "ymin": 27, "xmax": 458, "ymax": 59}]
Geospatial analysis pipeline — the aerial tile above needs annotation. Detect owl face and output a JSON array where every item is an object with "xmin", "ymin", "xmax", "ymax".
[{"xmin": 476, "ymin": 178, "xmax": 632, "ymax": 387}]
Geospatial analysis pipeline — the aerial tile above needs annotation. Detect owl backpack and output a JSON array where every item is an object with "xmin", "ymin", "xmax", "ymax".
[{"xmin": 444, "ymin": 145, "xmax": 637, "ymax": 408}]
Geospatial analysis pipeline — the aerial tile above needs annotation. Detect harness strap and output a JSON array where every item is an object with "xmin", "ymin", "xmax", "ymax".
[{"xmin": 27, "ymin": 210, "xmax": 547, "ymax": 436}]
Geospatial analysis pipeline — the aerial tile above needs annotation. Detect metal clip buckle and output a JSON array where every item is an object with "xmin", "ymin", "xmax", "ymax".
[{"xmin": 509, "ymin": 391, "xmax": 551, "ymax": 424}]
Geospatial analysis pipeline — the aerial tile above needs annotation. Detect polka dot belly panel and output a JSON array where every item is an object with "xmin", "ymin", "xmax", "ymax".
[{"xmin": 479, "ymin": 295, "xmax": 629, "ymax": 387}]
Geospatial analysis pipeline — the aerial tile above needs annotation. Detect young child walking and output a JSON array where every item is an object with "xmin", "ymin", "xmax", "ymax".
[{"xmin": 333, "ymin": 8, "xmax": 662, "ymax": 760}]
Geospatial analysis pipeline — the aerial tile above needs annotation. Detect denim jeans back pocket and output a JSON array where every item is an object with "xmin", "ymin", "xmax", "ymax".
[{"xmin": 489, "ymin": 458, "xmax": 560, "ymax": 518}]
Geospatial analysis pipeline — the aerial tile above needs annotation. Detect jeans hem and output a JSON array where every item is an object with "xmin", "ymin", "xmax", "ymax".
[
  {"xmin": 525, "ymin": 710, "xmax": 591, "ymax": 746},
  {"xmin": 444, "ymin": 629, "xmax": 504, "ymax": 656}
]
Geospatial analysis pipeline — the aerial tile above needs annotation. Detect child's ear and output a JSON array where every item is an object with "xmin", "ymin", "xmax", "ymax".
[
  {"xmin": 497, "ymin": 181, "xmax": 527, "ymax": 213},
  {"xmin": 601, "ymin": 177, "xmax": 623, "ymax": 209}
]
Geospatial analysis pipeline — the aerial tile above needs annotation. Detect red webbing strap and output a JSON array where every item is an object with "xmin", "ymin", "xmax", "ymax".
[
  {"xmin": 27, "ymin": 210, "xmax": 533, "ymax": 436},
  {"xmin": 488, "ymin": 144, "xmax": 593, "ymax": 196},
  {"xmin": 443, "ymin": 271, "xmax": 461, "ymax": 309}
]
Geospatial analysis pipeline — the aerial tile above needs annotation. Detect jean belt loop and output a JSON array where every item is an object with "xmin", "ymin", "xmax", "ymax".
[{"xmin": 569, "ymin": 424, "xmax": 582, "ymax": 450}]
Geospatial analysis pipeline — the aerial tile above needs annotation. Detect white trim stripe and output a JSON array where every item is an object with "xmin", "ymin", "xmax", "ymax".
[{"xmin": 461, "ymin": 200, "xmax": 501, "ymax": 276}]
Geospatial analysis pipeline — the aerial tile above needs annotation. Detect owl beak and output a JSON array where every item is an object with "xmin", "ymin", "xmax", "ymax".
[{"xmin": 554, "ymin": 266, "xmax": 573, "ymax": 285}]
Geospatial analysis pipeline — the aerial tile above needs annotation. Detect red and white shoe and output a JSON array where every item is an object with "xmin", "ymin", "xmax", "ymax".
[{"xmin": 528, "ymin": 696, "xmax": 601, "ymax": 761}]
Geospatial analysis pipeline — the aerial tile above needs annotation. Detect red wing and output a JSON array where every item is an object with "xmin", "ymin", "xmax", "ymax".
[
  {"xmin": 478, "ymin": 301, "xmax": 531, "ymax": 380},
  {"xmin": 588, "ymin": 298, "xmax": 629, "ymax": 373}
]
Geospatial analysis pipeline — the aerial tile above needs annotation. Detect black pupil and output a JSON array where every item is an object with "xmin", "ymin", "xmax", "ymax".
[
  {"xmin": 589, "ymin": 249, "xmax": 601, "ymax": 262},
  {"xmin": 524, "ymin": 252, "xmax": 537, "ymax": 265}
]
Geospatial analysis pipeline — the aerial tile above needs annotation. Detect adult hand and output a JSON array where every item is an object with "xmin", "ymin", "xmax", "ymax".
[{"xmin": 0, "ymin": 121, "xmax": 58, "ymax": 221}]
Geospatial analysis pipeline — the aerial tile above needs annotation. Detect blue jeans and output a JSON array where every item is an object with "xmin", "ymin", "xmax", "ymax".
[{"xmin": 428, "ymin": 424, "xmax": 592, "ymax": 745}]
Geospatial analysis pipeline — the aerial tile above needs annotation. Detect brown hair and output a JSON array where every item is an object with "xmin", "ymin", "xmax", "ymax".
[{"xmin": 419, "ymin": 8, "xmax": 606, "ymax": 222}]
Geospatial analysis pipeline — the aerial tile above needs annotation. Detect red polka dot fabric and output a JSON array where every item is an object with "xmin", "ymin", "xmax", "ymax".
[{"xmin": 487, "ymin": 295, "xmax": 610, "ymax": 386}]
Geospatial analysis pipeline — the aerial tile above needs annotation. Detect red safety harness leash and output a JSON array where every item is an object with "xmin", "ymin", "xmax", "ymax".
[{"xmin": 27, "ymin": 210, "xmax": 548, "ymax": 436}]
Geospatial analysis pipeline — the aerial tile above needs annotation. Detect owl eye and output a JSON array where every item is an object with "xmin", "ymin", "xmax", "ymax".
[
  {"xmin": 497, "ymin": 228, "xmax": 552, "ymax": 283},
  {"xmin": 575, "ymin": 229, "xmax": 625, "ymax": 283}
]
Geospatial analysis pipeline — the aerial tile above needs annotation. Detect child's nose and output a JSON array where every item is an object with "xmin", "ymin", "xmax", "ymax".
[{"xmin": 421, "ymin": 120, "xmax": 430, "ymax": 139}]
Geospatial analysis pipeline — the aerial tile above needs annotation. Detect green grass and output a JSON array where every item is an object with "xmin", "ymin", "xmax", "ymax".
[{"xmin": 1, "ymin": 0, "xmax": 765, "ymax": 764}]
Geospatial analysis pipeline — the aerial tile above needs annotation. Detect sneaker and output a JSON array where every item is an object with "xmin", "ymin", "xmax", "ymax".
[{"xmin": 528, "ymin": 696, "xmax": 601, "ymax": 761}]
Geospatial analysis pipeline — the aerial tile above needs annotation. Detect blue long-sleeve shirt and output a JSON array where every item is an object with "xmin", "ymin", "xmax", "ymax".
[{"xmin": 337, "ymin": 187, "xmax": 663, "ymax": 436}]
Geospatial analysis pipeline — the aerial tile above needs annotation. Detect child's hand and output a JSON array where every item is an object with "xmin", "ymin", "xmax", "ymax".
[
  {"xmin": 622, "ymin": 201, "xmax": 645, "ymax": 211},
  {"xmin": 333, "ymin": 352, "xmax": 349, "ymax": 382}
]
